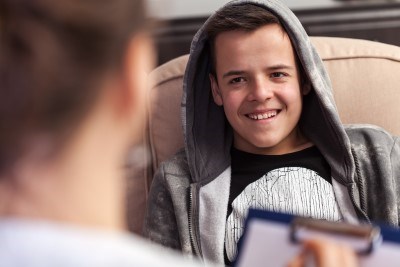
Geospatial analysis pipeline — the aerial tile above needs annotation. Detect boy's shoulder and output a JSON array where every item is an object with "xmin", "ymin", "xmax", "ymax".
[
  {"xmin": 158, "ymin": 148, "xmax": 191, "ymax": 178},
  {"xmin": 344, "ymin": 124, "xmax": 395, "ymax": 143},
  {"xmin": 344, "ymin": 124, "xmax": 397, "ymax": 155}
]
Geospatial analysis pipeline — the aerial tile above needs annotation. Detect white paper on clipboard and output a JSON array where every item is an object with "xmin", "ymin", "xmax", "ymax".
[{"xmin": 234, "ymin": 209, "xmax": 400, "ymax": 267}]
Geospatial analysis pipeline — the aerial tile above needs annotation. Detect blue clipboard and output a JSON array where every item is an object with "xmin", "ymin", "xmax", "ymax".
[{"xmin": 233, "ymin": 209, "xmax": 400, "ymax": 267}]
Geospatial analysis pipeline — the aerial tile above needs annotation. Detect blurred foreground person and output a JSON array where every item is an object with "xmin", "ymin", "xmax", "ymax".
[{"xmin": 0, "ymin": 0, "xmax": 203, "ymax": 266}]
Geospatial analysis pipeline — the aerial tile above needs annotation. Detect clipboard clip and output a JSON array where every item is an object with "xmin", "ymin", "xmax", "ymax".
[{"xmin": 290, "ymin": 217, "xmax": 382, "ymax": 255}]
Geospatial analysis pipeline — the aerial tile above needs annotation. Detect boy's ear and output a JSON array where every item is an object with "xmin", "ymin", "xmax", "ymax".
[{"xmin": 209, "ymin": 74, "xmax": 223, "ymax": 106}]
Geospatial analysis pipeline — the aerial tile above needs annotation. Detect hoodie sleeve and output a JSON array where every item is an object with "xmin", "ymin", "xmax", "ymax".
[
  {"xmin": 390, "ymin": 136, "xmax": 400, "ymax": 226},
  {"xmin": 143, "ymin": 165, "xmax": 182, "ymax": 250}
]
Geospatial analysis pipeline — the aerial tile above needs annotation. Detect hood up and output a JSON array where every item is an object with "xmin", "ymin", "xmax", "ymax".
[{"xmin": 182, "ymin": 0, "xmax": 355, "ymax": 185}]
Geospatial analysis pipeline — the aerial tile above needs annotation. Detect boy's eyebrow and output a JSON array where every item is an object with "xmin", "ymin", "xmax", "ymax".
[
  {"xmin": 268, "ymin": 64, "xmax": 295, "ymax": 71},
  {"xmin": 222, "ymin": 64, "xmax": 295, "ymax": 79},
  {"xmin": 222, "ymin": 70, "xmax": 246, "ymax": 79}
]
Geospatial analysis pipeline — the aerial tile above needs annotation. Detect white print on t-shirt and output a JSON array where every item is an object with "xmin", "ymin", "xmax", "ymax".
[{"xmin": 225, "ymin": 167, "xmax": 343, "ymax": 262}]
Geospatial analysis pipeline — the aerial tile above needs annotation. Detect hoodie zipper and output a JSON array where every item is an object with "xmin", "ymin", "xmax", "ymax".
[{"xmin": 188, "ymin": 184, "xmax": 203, "ymax": 257}]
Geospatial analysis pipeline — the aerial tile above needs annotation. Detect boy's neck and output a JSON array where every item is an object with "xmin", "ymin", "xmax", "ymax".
[{"xmin": 234, "ymin": 129, "xmax": 313, "ymax": 156}]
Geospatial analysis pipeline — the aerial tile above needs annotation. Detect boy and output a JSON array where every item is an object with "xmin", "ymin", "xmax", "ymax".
[{"xmin": 144, "ymin": 0, "xmax": 400, "ymax": 266}]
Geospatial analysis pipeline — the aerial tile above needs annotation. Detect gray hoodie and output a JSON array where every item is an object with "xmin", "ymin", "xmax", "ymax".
[{"xmin": 144, "ymin": 0, "xmax": 400, "ymax": 265}]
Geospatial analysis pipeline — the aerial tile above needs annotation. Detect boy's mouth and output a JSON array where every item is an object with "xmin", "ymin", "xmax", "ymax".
[{"xmin": 246, "ymin": 110, "xmax": 280, "ymax": 120}]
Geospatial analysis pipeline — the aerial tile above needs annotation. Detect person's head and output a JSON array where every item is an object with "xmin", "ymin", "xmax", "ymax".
[
  {"xmin": 206, "ymin": 4, "xmax": 311, "ymax": 155},
  {"xmin": 0, "ymin": 0, "xmax": 153, "ymax": 174},
  {"xmin": 0, "ymin": 0, "xmax": 154, "ymax": 229}
]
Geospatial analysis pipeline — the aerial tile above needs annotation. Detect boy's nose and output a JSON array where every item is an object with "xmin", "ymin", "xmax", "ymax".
[{"xmin": 247, "ymin": 78, "xmax": 273, "ymax": 102}]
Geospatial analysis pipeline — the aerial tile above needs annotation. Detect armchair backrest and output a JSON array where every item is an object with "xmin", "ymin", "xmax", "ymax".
[{"xmin": 127, "ymin": 37, "xmax": 400, "ymax": 234}]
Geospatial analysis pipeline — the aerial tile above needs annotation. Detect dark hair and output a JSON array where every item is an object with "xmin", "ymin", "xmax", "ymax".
[
  {"xmin": 0, "ymin": 0, "xmax": 147, "ymax": 172},
  {"xmin": 205, "ymin": 4, "xmax": 282, "ymax": 76}
]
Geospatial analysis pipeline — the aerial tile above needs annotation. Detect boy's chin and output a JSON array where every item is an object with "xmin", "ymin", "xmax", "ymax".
[{"xmin": 235, "ymin": 141, "xmax": 283, "ymax": 155}]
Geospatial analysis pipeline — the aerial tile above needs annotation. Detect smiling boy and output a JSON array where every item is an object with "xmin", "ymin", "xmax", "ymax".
[
  {"xmin": 209, "ymin": 23, "xmax": 312, "ymax": 155},
  {"xmin": 207, "ymin": 10, "xmax": 341, "ymax": 264},
  {"xmin": 144, "ymin": 1, "xmax": 400, "ymax": 266}
]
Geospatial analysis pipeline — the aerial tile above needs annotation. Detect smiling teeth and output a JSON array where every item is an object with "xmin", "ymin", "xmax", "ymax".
[{"xmin": 248, "ymin": 111, "xmax": 277, "ymax": 120}]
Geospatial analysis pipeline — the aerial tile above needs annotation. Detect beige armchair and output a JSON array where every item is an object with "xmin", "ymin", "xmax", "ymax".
[{"xmin": 127, "ymin": 37, "xmax": 400, "ymax": 234}]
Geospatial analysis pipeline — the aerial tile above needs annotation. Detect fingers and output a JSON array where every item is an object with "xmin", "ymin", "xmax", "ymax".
[
  {"xmin": 304, "ymin": 239, "xmax": 359, "ymax": 267},
  {"xmin": 287, "ymin": 239, "xmax": 359, "ymax": 267},
  {"xmin": 286, "ymin": 250, "xmax": 308, "ymax": 267}
]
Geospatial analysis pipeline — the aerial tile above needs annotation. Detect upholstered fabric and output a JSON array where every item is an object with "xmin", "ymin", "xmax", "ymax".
[
  {"xmin": 313, "ymin": 37, "xmax": 400, "ymax": 134},
  {"xmin": 127, "ymin": 37, "xmax": 400, "ymax": 234},
  {"xmin": 148, "ymin": 56, "xmax": 188, "ymax": 173}
]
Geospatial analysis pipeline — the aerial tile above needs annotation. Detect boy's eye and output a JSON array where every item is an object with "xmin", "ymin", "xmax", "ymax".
[
  {"xmin": 229, "ymin": 77, "xmax": 246, "ymax": 84},
  {"xmin": 270, "ymin": 72, "xmax": 287, "ymax": 78}
]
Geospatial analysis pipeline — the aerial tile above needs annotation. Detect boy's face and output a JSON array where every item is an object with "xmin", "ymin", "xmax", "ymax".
[{"xmin": 210, "ymin": 24, "xmax": 310, "ymax": 155}]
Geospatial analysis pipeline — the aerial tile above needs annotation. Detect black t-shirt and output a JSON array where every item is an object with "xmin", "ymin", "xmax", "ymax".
[{"xmin": 224, "ymin": 146, "xmax": 342, "ymax": 265}]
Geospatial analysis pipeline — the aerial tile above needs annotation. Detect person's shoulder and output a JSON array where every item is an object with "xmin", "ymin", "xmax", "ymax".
[
  {"xmin": 344, "ymin": 124, "xmax": 397, "ymax": 150},
  {"xmin": 158, "ymin": 148, "xmax": 191, "ymax": 177},
  {"xmin": 0, "ymin": 219, "xmax": 203, "ymax": 267},
  {"xmin": 345, "ymin": 124, "xmax": 395, "ymax": 140}
]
